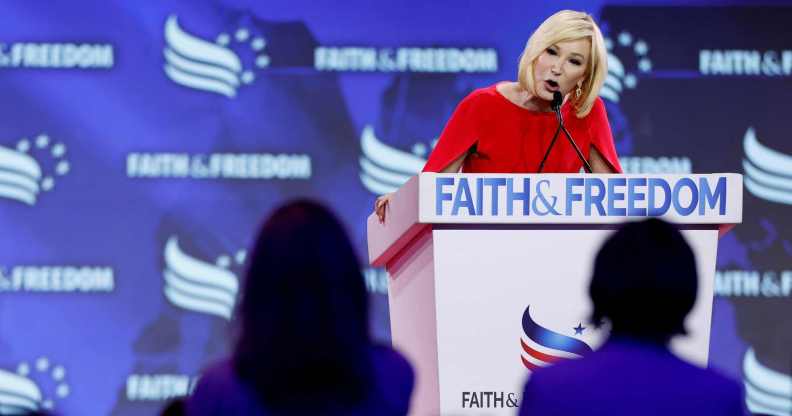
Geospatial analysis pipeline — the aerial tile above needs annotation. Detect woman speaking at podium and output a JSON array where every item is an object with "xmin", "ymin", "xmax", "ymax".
[{"xmin": 375, "ymin": 10, "xmax": 622, "ymax": 222}]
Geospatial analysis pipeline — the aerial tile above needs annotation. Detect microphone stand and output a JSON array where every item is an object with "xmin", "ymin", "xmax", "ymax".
[
  {"xmin": 558, "ymin": 110, "xmax": 593, "ymax": 173},
  {"xmin": 537, "ymin": 92, "xmax": 593, "ymax": 173},
  {"xmin": 537, "ymin": 120, "xmax": 562, "ymax": 173}
]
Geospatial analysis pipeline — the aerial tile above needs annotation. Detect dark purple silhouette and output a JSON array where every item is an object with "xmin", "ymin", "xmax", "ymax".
[
  {"xmin": 186, "ymin": 200, "xmax": 413, "ymax": 415},
  {"xmin": 519, "ymin": 219, "xmax": 744, "ymax": 415}
]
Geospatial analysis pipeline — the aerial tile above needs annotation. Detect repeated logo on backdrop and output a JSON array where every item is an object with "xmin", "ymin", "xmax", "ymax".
[
  {"xmin": 359, "ymin": 125, "xmax": 428, "ymax": 195},
  {"xmin": 0, "ymin": 135, "xmax": 69, "ymax": 206},
  {"xmin": 742, "ymin": 127, "xmax": 792, "ymax": 206},
  {"xmin": 163, "ymin": 14, "xmax": 270, "ymax": 98},
  {"xmin": 162, "ymin": 236, "xmax": 243, "ymax": 320},
  {"xmin": 0, "ymin": 42, "xmax": 113, "ymax": 69},
  {"xmin": 743, "ymin": 348, "xmax": 792, "ymax": 415},
  {"xmin": 126, "ymin": 152, "xmax": 312, "ymax": 180},
  {"xmin": 600, "ymin": 29, "xmax": 646, "ymax": 103},
  {"xmin": 0, "ymin": 358, "xmax": 70, "ymax": 414},
  {"xmin": 1, "ymin": 3, "xmax": 791, "ymax": 415},
  {"xmin": 0, "ymin": 264, "xmax": 114, "ymax": 293},
  {"xmin": 699, "ymin": 49, "xmax": 792, "ymax": 77}
]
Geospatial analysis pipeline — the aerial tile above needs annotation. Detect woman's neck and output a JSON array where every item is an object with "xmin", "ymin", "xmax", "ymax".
[{"xmin": 500, "ymin": 81, "xmax": 553, "ymax": 113}]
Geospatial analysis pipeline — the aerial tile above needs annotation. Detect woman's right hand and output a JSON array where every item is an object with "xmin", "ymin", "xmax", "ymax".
[{"xmin": 374, "ymin": 193, "xmax": 393, "ymax": 224}]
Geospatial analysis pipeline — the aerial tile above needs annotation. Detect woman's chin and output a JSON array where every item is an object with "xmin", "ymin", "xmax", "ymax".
[{"xmin": 537, "ymin": 91, "xmax": 555, "ymax": 102}]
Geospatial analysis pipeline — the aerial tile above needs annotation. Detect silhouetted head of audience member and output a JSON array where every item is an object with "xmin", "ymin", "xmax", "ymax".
[
  {"xmin": 233, "ymin": 199, "xmax": 372, "ymax": 409},
  {"xmin": 159, "ymin": 398, "xmax": 185, "ymax": 416},
  {"xmin": 589, "ymin": 218, "xmax": 698, "ymax": 344}
]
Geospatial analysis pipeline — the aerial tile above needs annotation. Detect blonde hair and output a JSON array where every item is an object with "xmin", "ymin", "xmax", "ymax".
[{"xmin": 517, "ymin": 10, "xmax": 608, "ymax": 118}]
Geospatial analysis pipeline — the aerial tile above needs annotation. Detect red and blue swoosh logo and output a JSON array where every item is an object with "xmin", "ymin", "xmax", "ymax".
[{"xmin": 521, "ymin": 305, "xmax": 593, "ymax": 371}]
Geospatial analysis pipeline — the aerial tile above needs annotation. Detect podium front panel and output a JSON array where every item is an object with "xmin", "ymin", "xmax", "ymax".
[{"xmin": 431, "ymin": 227, "xmax": 717, "ymax": 415}]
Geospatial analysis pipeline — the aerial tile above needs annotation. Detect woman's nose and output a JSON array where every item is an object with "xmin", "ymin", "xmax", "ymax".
[{"xmin": 550, "ymin": 61, "xmax": 562, "ymax": 75}]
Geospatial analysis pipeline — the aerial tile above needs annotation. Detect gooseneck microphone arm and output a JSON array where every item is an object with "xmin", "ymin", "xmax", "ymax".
[
  {"xmin": 537, "ymin": 92, "xmax": 564, "ymax": 173},
  {"xmin": 537, "ymin": 91, "xmax": 593, "ymax": 173},
  {"xmin": 559, "ymin": 112, "xmax": 593, "ymax": 173}
]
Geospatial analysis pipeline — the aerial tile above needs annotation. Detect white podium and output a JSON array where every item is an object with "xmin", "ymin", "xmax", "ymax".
[{"xmin": 367, "ymin": 173, "xmax": 742, "ymax": 416}]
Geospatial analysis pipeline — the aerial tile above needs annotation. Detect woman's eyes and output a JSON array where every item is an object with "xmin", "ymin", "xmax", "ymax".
[{"xmin": 547, "ymin": 48, "xmax": 583, "ymax": 66}]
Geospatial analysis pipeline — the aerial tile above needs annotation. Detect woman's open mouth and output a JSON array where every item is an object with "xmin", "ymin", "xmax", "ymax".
[{"xmin": 544, "ymin": 80, "xmax": 560, "ymax": 91}]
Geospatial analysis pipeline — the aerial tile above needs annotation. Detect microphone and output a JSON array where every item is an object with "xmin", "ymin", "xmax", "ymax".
[
  {"xmin": 537, "ymin": 91, "xmax": 593, "ymax": 173},
  {"xmin": 551, "ymin": 91, "xmax": 563, "ymax": 111}
]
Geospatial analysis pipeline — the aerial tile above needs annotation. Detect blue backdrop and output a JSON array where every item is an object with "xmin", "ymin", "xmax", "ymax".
[{"xmin": 0, "ymin": 1, "xmax": 790, "ymax": 415}]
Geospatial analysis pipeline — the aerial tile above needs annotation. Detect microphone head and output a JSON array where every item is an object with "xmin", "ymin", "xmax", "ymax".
[{"xmin": 551, "ymin": 91, "xmax": 562, "ymax": 110}]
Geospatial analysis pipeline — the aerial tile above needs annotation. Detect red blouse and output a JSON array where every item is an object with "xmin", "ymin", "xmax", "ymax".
[{"xmin": 422, "ymin": 83, "xmax": 622, "ymax": 173}]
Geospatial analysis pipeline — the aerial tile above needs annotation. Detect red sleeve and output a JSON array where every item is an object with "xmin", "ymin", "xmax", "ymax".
[
  {"xmin": 587, "ymin": 97, "xmax": 623, "ymax": 173},
  {"xmin": 422, "ymin": 91, "xmax": 481, "ymax": 172}
]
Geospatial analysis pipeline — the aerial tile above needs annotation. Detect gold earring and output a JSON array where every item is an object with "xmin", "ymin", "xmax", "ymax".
[{"xmin": 575, "ymin": 85, "xmax": 582, "ymax": 99}]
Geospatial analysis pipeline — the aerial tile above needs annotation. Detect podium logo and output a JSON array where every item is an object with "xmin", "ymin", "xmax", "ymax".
[
  {"xmin": 520, "ymin": 306, "xmax": 592, "ymax": 371},
  {"xmin": 433, "ymin": 175, "xmax": 729, "ymax": 218},
  {"xmin": 461, "ymin": 391, "xmax": 519, "ymax": 409},
  {"xmin": 358, "ymin": 125, "xmax": 428, "ymax": 194},
  {"xmin": 0, "ymin": 135, "xmax": 70, "ymax": 205},
  {"xmin": 0, "ymin": 357, "xmax": 70, "ymax": 414},
  {"xmin": 163, "ymin": 14, "xmax": 270, "ymax": 98},
  {"xmin": 743, "ymin": 348, "xmax": 792, "ymax": 415},
  {"xmin": 742, "ymin": 127, "xmax": 792, "ymax": 205},
  {"xmin": 163, "ymin": 236, "xmax": 243, "ymax": 320}
]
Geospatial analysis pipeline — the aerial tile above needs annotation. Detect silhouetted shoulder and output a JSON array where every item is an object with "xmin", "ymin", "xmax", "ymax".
[
  {"xmin": 519, "ymin": 341, "xmax": 744, "ymax": 416},
  {"xmin": 371, "ymin": 344, "xmax": 415, "ymax": 415},
  {"xmin": 187, "ymin": 360, "xmax": 267, "ymax": 416},
  {"xmin": 673, "ymin": 356, "xmax": 744, "ymax": 396}
]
